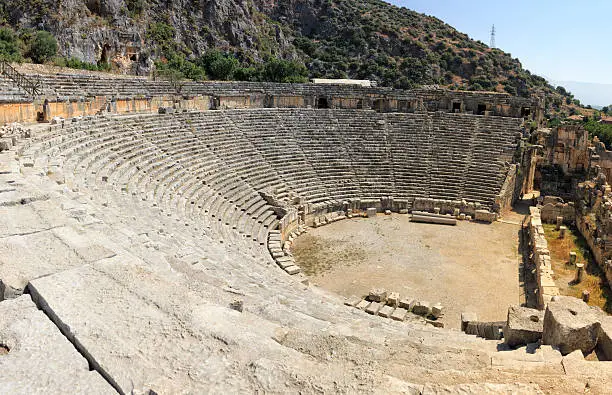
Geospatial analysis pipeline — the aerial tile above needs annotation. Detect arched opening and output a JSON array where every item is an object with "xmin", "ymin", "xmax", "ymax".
[
  {"xmin": 317, "ymin": 97, "xmax": 329, "ymax": 109},
  {"xmin": 521, "ymin": 107, "xmax": 531, "ymax": 117}
]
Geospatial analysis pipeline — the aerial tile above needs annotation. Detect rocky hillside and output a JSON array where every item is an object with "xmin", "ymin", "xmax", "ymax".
[{"xmin": 2, "ymin": 1, "xmax": 571, "ymax": 104}]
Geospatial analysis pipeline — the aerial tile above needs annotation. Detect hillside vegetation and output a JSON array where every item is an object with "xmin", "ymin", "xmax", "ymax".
[{"xmin": 0, "ymin": 0, "xmax": 576, "ymax": 114}]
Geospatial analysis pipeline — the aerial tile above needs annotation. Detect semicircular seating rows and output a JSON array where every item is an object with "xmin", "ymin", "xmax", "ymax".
[{"xmin": 28, "ymin": 108, "xmax": 520, "ymax": 251}]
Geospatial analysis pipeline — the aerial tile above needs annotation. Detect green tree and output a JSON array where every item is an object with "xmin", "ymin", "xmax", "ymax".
[
  {"xmin": 259, "ymin": 58, "xmax": 308, "ymax": 83},
  {"xmin": 28, "ymin": 31, "xmax": 57, "ymax": 64},
  {"xmin": 0, "ymin": 27, "xmax": 21, "ymax": 61},
  {"xmin": 198, "ymin": 51, "xmax": 239, "ymax": 80},
  {"xmin": 234, "ymin": 66, "xmax": 257, "ymax": 81}
]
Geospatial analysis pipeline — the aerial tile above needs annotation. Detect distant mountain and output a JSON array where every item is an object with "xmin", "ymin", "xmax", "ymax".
[{"xmin": 550, "ymin": 80, "xmax": 612, "ymax": 107}]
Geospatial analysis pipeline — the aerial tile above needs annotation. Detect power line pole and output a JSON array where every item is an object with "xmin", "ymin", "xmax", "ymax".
[{"xmin": 490, "ymin": 24, "xmax": 496, "ymax": 48}]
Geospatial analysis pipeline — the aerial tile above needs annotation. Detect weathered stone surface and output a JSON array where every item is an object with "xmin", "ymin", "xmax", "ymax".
[
  {"xmin": 344, "ymin": 295, "xmax": 362, "ymax": 307},
  {"xmin": 398, "ymin": 298, "xmax": 414, "ymax": 310},
  {"xmin": 355, "ymin": 299, "xmax": 369, "ymax": 310},
  {"xmin": 368, "ymin": 288, "xmax": 387, "ymax": 302},
  {"xmin": 412, "ymin": 301, "xmax": 431, "ymax": 316},
  {"xmin": 431, "ymin": 303, "xmax": 443, "ymax": 319},
  {"xmin": 366, "ymin": 207, "xmax": 377, "ymax": 218},
  {"xmin": 462, "ymin": 312, "xmax": 478, "ymax": 332},
  {"xmin": 504, "ymin": 305, "xmax": 544, "ymax": 347},
  {"xmin": 365, "ymin": 302, "xmax": 383, "ymax": 315},
  {"xmin": 474, "ymin": 210, "xmax": 496, "ymax": 223},
  {"xmin": 599, "ymin": 316, "xmax": 612, "ymax": 361},
  {"xmin": 387, "ymin": 292, "xmax": 400, "ymax": 306},
  {"xmin": 411, "ymin": 214, "xmax": 457, "ymax": 225},
  {"xmin": 390, "ymin": 307, "xmax": 407, "ymax": 321},
  {"xmin": 284, "ymin": 265, "xmax": 301, "ymax": 275},
  {"xmin": 378, "ymin": 305, "xmax": 395, "ymax": 318},
  {"xmin": 426, "ymin": 319, "xmax": 444, "ymax": 328},
  {"xmin": 0, "ymin": 226, "xmax": 116, "ymax": 300},
  {"xmin": 0, "ymin": 295, "xmax": 113, "ymax": 393},
  {"xmin": 542, "ymin": 296, "xmax": 601, "ymax": 355},
  {"xmin": 491, "ymin": 344, "xmax": 563, "ymax": 374},
  {"xmin": 421, "ymin": 383, "xmax": 543, "ymax": 394},
  {"xmin": 29, "ymin": 260, "xmax": 331, "ymax": 393}
]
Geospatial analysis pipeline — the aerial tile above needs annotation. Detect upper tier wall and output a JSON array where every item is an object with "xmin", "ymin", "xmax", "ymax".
[{"xmin": 0, "ymin": 70, "xmax": 540, "ymax": 124}]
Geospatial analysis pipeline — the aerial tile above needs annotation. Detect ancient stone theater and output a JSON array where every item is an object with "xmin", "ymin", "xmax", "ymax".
[{"xmin": 0, "ymin": 67, "xmax": 610, "ymax": 394}]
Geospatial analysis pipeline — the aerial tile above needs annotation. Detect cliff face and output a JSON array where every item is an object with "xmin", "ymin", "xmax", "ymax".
[
  {"xmin": 4, "ymin": 0, "xmax": 296, "ymax": 74},
  {"xmin": 1, "ymin": 0, "xmax": 557, "ymax": 100}
]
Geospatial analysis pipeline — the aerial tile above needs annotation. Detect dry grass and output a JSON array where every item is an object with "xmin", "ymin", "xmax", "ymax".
[{"xmin": 543, "ymin": 224, "xmax": 612, "ymax": 313}]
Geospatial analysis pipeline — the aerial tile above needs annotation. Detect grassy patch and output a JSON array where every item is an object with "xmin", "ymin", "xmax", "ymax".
[{"xmin": 543, "ymin": 224, "xmax": 611, "ymax": 313}]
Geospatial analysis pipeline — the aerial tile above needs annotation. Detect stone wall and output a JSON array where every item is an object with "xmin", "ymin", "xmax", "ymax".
[
  {"xmin": 528, "ymin": 206, "xmax": 559, "ymax": 308},
  {"xmin": 540, "ymin": 201, "xmax": 576, "ymax": 224},
  {"xmin": 495, "ymin": 164, "xmax": 519, "ymax": 215},
  {"xmin": 550, "ymin": 125, "xmax": 590, "ymax": 174},
  {"xmin": 0, "ymin": 95, "xmax": 211, "ymax": 124},
  {"xmin": 576, "ymin": 178, "xmax": 612, "ymax": 286}
]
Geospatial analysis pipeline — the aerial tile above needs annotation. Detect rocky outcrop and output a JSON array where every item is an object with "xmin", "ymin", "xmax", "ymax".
[{"xmin": 5, "ymin": 0, "xmax": 296, "ymax": 74}]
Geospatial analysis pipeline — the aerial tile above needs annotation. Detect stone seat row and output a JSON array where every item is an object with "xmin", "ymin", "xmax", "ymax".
[{"xmin": 31, "ymin": 108, "xmax": 521, "ymax": 241}]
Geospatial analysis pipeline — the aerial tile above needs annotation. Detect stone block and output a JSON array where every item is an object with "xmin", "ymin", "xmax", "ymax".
[
  {"xmin": 390, "ymin": 307, "xmax": 407, "ymax": 321},
  {"xmin": 378, "ymin": 305, "xmax": 395, "ymax": 318},
  {"xmin": 229, "ymin": 299, "xmax": 243, "ymax": 312},
  {"xmin": 431, "ymin": 303, "xmax": 443, "ymax": 319},
  {"xmin": 426, "ymin": 319, "xmax": 444, "ymax": 328},
  {"xmin": 559, "ymin": 226, "xmax": 567, "ymax": 239},
  {"xmin": 355, "ymin": 299, "xmax": 370, "ymax": 310},
  {"xmin": 399, "ymin": 209, "xmax": 409, "ymax": 214},
  {"xmin": 474, "ymin": 209, "xmax": 496, "ymax": 223},
  {"xmin": 459, "ymin": 213, "xmax": 466, "ymax": 220},
  {"xmin": 0, "ymin": 137, "xmax": 13, "ymax": 151},
  {"xmin": 344, "ymin": 296, "xmax": 362, "ymax": 307},
  {"xmin": 569, "ymin": 252, "xmax": 577, "ymax": 265},
  {"xmin": 368, "ymin": 288, "xmax": 387, "ymax": 302},
  {"xmin": 412, "ymin": 301, "xmax": 431, "ymax": 316},
  {"xmin": 51, "ymin": 116, "xmax": 64, "ymax": 124},
  {"xmin": 384, "ymin": 210, "xmax": 392, "ymax": 215},
  {"xmin": 366, "ymin": 207, "xmax": 377, "ymax": 218},
  {"xmin": 398, "ymin": 298, "xmax": 414, "ymax": 311},
  {"xmin": 504, "ymin": 305, "xmax": 544, "ymax": 347},
  {"xmin": 387, "ymin": 292, "xmax": 400, "ymax": 306},
  {"xmin": 284, "ymin": 265, "xmax": 301, "ymax": 275},
  {"xmin": 461, "ymin": 312, "xmax": 478, "ymax": 332},
  {"xmin": 365, "ymin": 302, "xmax": 382, "ymax": 315},
  {"xmin": 542, "ymin": 296, "xmax": 601, "ymax": 355},
  {"xmin": 598, "ymin": 316, "xmax": 612, "ymax": 361}
]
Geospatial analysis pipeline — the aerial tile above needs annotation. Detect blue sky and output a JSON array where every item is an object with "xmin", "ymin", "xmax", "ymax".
[{"xmin": 389, "ymin": 1, "xmax": 612, "ymax": 103}]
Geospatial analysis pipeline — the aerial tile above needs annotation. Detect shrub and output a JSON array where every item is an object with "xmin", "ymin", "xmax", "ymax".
[
  {"xmin": 28, "ymin": 31, "xmax": 57, "ymax": 64},
  {"xmin": 0, "ymin": 27, "xmax": 22, "ymax": 61}
]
